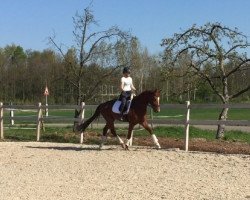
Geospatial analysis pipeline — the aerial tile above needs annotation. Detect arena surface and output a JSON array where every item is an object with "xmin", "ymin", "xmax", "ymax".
[{"xmin": 0, "ymin": 142, "xmax": 249, "ymax": 200}]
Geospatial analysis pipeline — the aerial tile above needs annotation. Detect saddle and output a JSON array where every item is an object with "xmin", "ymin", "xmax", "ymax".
[{"xmin": 112, "ymin": 100, "xmax": 132, "ymax": 114}]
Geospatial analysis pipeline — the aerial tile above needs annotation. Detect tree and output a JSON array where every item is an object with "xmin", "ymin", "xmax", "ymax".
[
  {"xmin": 160, "ymin": 51, "xmax": 201, "ymax": 102},
  {"xmin": 161, "ymin": 22, "xmax": 250, "ymax": 139},
  {"xmin": 124, "ymin": 37, "xmax": 161, "ymax": 93},
  {"xmin": 0, "ymin": 45, "xmax": 27, "ymax": 102},
  {"xmin": 48, "ymin": 6, "xmax": 130, "ymax": 132},
  {"xmin": 49, "ymin": 6, "xmax": 130, "ymax": 105}
]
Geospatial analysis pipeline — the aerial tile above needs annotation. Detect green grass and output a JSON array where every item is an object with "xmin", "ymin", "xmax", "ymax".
[
  {"xmin": 3, "ymin": 126, "xmax": 80, "ymax": 143},
  {"xmin": 223, "ymin": 130, "xmax": 250, "ymax": 143},
  {"xmin": 4, "ymin": 106, "xmax": 250, "ymax": 122},
  {"xmin": 2, "ymin": 126, "xmax": 250, "ymax": 144},
  {"xmin": 2, "ymin": 105, "xmax": 249, "ymax": 145},
  {"xmin": 3, "ymin": 108, "xmax": 94, "ymax": 125},
  {"xmin": 4, "ymin": 128, "xmax": 37, "ymax": 141},
  {"xmin": 153, "ymin": 108, "xmax": 250, "ymax": 120},
  {"xmin": 131, "ymin": 126, "xmax": 249, "ymax": 143}
]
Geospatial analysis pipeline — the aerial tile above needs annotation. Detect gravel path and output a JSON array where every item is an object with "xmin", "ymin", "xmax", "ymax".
[{"xmin": 0, "ymin": 142, "xmax": 249, "ymax": 200}]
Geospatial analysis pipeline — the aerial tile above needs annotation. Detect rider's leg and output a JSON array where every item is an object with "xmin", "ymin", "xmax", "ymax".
[
  {"xmin": 119, "ymin": 91, "xmax": 131, "ymax": 121},
  {"xmin": 119, "ymin": 96, "xmax": 126, "ymax": 120}
]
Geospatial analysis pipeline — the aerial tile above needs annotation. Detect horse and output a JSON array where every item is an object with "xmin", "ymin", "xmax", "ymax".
[{"xmin": 77, "ymin": 89, "xmax": 161, "ymax": 150}]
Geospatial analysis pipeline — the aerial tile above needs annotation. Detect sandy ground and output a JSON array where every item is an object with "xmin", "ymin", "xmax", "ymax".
[{"xmin": 0, "ymin": 142, "xmax": 249, "ymax": 200}]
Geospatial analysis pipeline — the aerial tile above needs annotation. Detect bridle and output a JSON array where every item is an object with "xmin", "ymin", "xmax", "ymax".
[{"xmin": 148, "ymin": 96, "xmax": 160, "ymax": 112}]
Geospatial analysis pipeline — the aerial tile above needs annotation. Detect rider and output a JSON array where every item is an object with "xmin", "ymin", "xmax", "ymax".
[{"xmin": 119, "ymin": 67, "xmax": 136, "ymax": 121}]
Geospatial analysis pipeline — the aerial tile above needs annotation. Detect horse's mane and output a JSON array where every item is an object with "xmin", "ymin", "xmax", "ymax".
[{"xmin": 134, "ymin": 90, "xmax": 155, "ymax": 99}]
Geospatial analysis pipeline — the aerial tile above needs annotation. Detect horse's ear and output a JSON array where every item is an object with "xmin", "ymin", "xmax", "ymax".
[
  {"xmin": 154, "ymin": 89, "xmax": 161, "ymax": 93},
  {"xmin": 154, "ymin": 89, "xmax": 161, "ymax": 97}
]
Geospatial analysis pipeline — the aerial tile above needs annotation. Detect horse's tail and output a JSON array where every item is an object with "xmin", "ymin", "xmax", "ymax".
[{"xmin": 77, "ymin": 104, "xmax": 102, "ymax": 132}]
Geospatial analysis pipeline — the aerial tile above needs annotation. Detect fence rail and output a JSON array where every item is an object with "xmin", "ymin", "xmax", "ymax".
[{"xmin": 0, "ymin": 101, "xmax": 249, "ymax": 151}]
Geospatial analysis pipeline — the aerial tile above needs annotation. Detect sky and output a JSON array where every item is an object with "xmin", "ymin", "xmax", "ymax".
[{"xmin": 1, "ymin": 0, "xmax": 250, "ymax": 55}]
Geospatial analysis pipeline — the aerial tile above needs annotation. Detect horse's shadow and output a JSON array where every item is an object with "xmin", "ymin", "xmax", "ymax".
[{"xmin": 25, "ymin": 145, "xmax": 116, "ymax": 151}]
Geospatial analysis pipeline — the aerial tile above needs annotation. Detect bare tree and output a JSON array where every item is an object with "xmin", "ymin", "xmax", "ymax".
[
  {"xmin": 49, "ymin": 6, "xmax": 130, "ymax": 104},
  {"xmin": 128, "ymin": 37, "xmax": 160, "ymax": 92},
  {"xmin": 161, "ymin": 22, "xmax": 250, "ymax": 139},
  {"xmin": 48, "ymin": 6, "xmax": 130, "ymax": 132}
]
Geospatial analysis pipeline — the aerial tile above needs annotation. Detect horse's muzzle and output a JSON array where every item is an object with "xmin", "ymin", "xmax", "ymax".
[{"xmin": 154, "ymin": 107, "xmax": 160, "ymax": 113}]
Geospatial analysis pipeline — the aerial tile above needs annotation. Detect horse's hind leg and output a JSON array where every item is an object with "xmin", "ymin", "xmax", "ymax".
[
  {"xmin": 99, "ymin": 124, "xmax": 109, "ymax": 149},
  {"xmin": 108, "ymin": 123, "xmax": 125, "ymax": 149}
]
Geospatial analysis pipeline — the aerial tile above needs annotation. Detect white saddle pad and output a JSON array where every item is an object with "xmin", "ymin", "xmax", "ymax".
[{"xmin": 112, "ymin": 100, "xmax": 131, "ymax": 114}]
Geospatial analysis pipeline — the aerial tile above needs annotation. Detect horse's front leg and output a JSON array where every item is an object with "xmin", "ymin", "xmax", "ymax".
[
  {"xmin": 141, "ymin": 121, "xmax": 161, "ymax": 149},
  {"xmin": 125, "ymin": 124, "xmax": 135, "ymax": 150}
]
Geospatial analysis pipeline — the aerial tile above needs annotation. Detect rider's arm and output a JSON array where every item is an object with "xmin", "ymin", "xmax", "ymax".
[
  {"xmin": 131, "ymin": 84, "xmax": 136, "ymax": 91},
  {"xmin": 120, "ymin": 78, "xmax": 124, "ymax": 91},
  {"xmin": 131, "ymin": 78, "xmax": 136, "ymax": 91}
]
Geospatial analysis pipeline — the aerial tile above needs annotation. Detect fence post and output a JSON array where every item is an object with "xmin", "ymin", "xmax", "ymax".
[
  {"xmin": 79, "ymin": 102, "xmax": 85, "ymax": 144},
  {"xmin": 10, "ymin": 102, "xmax": 14, "ymax": 125},
  {"xmin": 184, "ymin": 101, "xmax": 190, "ymax": 152},
  {"xmin": 36, "ymin": 102, "xmax": 42, "ymax": 142},
  {"xmin": 0, "ymin": 102, "xmax": 4, "ymax": 139}
]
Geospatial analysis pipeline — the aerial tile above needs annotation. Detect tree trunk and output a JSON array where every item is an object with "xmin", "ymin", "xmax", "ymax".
[{"xmin": 216, "ymin": 106, "xmax": 229, "ymax": 139}]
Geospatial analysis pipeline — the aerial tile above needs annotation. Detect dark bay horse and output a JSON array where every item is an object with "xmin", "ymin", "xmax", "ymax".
[{"xmin": 77, "ymin": 89, "xmax": 161, "ymax": 149}]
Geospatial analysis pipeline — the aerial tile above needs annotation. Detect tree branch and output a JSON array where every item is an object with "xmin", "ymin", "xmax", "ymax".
[
  {"xmin": 229, "ymin": 85, "xmax": 250, "ymax": 99},
  {"xmin": 226, "ymin": 59, "xmax": 250, "ymax": 78},
  {"xmin": 86, "ymin": 63, "xmax": 129, "ymax": 100},
  {"xmin": 190, "ymin": 62, "xmax": 225, "ymax": 102}
]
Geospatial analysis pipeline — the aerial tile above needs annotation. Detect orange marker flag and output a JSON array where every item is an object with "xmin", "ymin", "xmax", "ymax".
[{"xmin": 44, "ymin": 86, "xmax": 49, "ymax": 96}]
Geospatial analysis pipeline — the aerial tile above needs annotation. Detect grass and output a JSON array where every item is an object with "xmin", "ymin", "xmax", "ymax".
[
  {"xmin": 2, "ymin": 105, "xmax": 249, "ymax": 145},
  {"xmin": 2, "ymin": 126, "xmax": 250, "ymax": 144},
  {"xmin": 3, "ymin": 126, "xmax": 80, "ymax": 143},
  {"xmin": 153, "ymin": 108, "xmax": 250, "ymax": 120},
  {"xmin": 4, "ymin": 106, "xmax": 250, "ymax": 122},
  {"xmin": 131, "ymin": 126, "xmax": 250, "ymax": 143}
]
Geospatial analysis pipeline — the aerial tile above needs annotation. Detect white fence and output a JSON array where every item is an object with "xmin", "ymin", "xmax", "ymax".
[
  {"xmin": 152, "ymin": 102, "xmax": 250, "ymax": 151},
  {"xmin": 0, "ymin": 101, "xmax": 250, "ymax": 151},
  {"xmin": 0, "ymin": 102, "xmax": 85, "ymax": 142}
]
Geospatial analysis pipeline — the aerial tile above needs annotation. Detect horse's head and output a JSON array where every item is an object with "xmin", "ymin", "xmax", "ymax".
[{"xmin": 148, "ymin": 89, "xmax": 161, "ymax": 113}]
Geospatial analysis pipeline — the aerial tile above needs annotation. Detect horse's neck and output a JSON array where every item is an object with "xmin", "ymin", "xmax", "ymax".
[
  {"xmin": 133, "ymin": 94, "xmax": 149, "ymax": 108},
  {"xmin": 139, "ymin": 92, "xmax": 151, "ymax": 101}
]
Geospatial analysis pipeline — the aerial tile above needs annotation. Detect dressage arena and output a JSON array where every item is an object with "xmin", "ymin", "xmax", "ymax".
[{"xmin": 0, "ymin": 142, "xmax": 249, "ymax": 200}]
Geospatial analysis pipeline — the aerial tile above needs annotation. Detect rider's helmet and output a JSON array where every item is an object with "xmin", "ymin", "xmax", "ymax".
[{"xmin": 123, "ymin": 67, "xmax": 131, "ymax": 74}]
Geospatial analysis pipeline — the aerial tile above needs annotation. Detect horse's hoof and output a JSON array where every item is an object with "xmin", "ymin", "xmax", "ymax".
[
  {"xmin": 125, "ymin": 145, "xmax": 129, "ymax": 150},
  {"xmin": 99, "ymin": 144, "xmax": 103, "ymax": 150},
  {"xmin": 156, "ymin": 145, "xmax": 161, "ymax": 150},
  {"xmin": 121, "ymin": 143, "xmax": 126, "ymax": 149},
  {"xmin": 76, "ymin": 125, "xmax": 82, "ymax": 132}
]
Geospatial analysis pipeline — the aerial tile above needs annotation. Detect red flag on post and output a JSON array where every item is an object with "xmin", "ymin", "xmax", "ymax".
[{"xmin": 44, "ymin": 86, "xmax": 49, "ymax": 96}]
